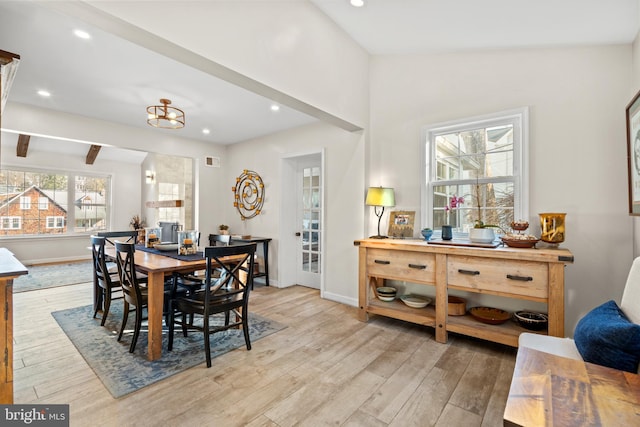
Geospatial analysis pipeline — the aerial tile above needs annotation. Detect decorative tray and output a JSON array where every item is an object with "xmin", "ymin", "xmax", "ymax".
[
  {"xmin": 427, "ymin": 239, "xmax": 499, "ymax": 248},
  {"xmin": 469, "ymin": 307, "xmax": 511, "ymax": 324}
]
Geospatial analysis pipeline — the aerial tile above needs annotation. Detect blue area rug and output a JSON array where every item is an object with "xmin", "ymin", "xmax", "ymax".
[
  {"xmin": 52, "ymin": 304, "xmax": 286, "ymax": 398},
  {"xmin": 14, "ymin": 261, "xmax": 93, "ymax": 293}
]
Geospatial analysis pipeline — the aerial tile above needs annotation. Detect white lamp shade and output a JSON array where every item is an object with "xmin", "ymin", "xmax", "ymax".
[{"xmin": 365, "ymin": 187, "xmax": 395, "ymax": 207}]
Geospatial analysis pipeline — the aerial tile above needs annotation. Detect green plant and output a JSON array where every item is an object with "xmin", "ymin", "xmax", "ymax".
[
  {"xmin": 422, "ymin": 227, "xmax": 432, "ymax": 231},
  {"xmin": 219, "ymin": 224, "xmax": 229, "ymax": 230}
]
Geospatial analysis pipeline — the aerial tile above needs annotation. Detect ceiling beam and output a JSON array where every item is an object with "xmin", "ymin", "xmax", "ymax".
[
  {"xmin": 16, "ymin": 134, "xmax": 30, "ymax": 157},
  {"xmin": 86, "ymin": 144, "xmax": 101, "ymax": 164}
]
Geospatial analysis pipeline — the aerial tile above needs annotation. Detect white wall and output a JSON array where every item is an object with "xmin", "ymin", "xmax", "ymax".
[
  {"xmin": 225, "ymin": 122, "xmax": 364, "ymax": 303},
  {"xmin": 369, "ymin": 45, "xmax": 634, "ymax": 335},
  {"xmin": 632, "ymin": 30, "xmax": 640, "ymax": 256}
]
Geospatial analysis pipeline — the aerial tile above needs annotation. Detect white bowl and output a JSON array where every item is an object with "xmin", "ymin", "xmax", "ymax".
[
  {"xmin": 400, "ymin": 295, "xmax": 431, "ymax": 308},
  {"xmin": 377, "ymin": 286, "xmax": 397, "ymax": 295},
  {"xmin": 377, "ymin": 295, "xmax": 395, "ymax": 302}
]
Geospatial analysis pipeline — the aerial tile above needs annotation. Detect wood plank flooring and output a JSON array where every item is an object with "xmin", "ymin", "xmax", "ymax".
[{"xmin": 13, "ymin": 283, "xmax": 516, "ymax": 426}]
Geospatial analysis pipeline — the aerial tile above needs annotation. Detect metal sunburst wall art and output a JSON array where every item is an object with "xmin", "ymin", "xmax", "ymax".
[{"xmin": 233, "ymin": 169, "xmax": 265, "ymax": 220}]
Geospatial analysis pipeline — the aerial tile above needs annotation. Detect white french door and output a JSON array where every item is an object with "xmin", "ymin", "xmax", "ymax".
[{"xmin": 295, "ymin": 157, "xmax": 321, "ymax": 289}]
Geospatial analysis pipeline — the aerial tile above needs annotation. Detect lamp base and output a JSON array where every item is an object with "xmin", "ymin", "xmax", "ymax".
[{"xmin": 369, "ymin": 235, "xmax": 388, "ymax": 239}]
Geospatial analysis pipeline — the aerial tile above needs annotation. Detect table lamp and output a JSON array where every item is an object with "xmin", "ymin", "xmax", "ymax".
[{"xmin": 365, "ymin": 187, "xmax": 395, "ymax": 238}]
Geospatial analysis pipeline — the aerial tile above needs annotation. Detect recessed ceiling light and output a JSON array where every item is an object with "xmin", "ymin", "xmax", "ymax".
[
  {"xmin": 350, "ymin": 0, "xmax": 365, "ymax": 7},
  {"xmin": 270, "ymin": 104, "xmax": 280, "ymax": 112},
  {"xmin": 37, "ymin": 90, "xmax": 51, "ymax": 98},
  {"xmin": 202, "ymin": 128, "xmax": 210, "ymax": 135},
  {"xmin": 73, "ymin": 29, "xmax": 91, "ymax": 39}
]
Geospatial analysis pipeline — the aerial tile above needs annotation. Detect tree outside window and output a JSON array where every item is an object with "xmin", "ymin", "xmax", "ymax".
[{"xmin": 423, "ymin": 108, "xmax": 528, "ymax": 235}]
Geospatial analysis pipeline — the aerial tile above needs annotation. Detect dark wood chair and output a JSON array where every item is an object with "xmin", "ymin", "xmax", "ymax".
[
  {"xmin": 114, "ymin": 241, "xmax": 149, "ymax": 353},
  {"xmin": 97, "ymin": 230, "xmax": 139, "ymax": 246},
  {"xmin": 168, "ymin": 243, "xmax": 257, "ymax": 367},
  {"xmin": 91, "ymin": 236, "xmax": 122, "ymax": 326},
  {"xmin": 208, "ymin": 233, "xmax": 231, "ymax": 246}
]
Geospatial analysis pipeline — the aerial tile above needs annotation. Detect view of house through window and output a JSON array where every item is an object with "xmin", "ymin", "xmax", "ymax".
[
  {"xmin": 0, "ymin": 168, "xmax": 110, "ymax": 236},
  {"xmin": 424, "ymin": 108, "xmax": 527, "ymax": 234}
]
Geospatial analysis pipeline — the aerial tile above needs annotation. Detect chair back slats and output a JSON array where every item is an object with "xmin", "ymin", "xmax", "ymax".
[
  {"xmin": 91, "ymin": 236, "xmax": 114, "ymax": 290},
  {"xmin": 204, "ymin": 244, "xmax": 256, "ymax": 302},
  {"xmin": 114, "ymin": 241, "xmax": 144, "ymax": 307},
  {"xmin": 98, "ymin": 230, "xmax": 139, "ymax": 246}
]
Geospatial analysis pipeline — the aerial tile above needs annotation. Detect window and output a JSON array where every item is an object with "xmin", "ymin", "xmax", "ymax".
[
  {"xmin": 158, "ymin": 182, "xmax": 181, "ymax": 223},
  {"xmin": 20, "ymin": 196, "xmax": 30, "ymax": 210},
  {"xmin": 46, "ymin": 216, "xmax": 64, "ymax": 229},
  {"xmin": 0, "ymin": 168, "xmax": 110, "ymax": 236},
  {"xmin": 38, "ymin": 197, "xmax": 48, "ymax": 210},
  {"xmin": 0, "ymin": 217, "xmax": 21, "ymax": 230},
  {"xmin": 422, "ymin": 108, "xmax": 528, "ymax": 234}
]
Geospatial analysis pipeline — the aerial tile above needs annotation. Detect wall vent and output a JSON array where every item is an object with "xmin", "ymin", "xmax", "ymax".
[{"xmin": 205, "ymin": 156, "xmax": 220, "ymax": 168}]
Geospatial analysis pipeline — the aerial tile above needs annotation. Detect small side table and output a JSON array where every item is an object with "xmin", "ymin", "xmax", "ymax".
[{"xmin": 209, "ymin": 235, "xmax": 272, "ymax": 286}]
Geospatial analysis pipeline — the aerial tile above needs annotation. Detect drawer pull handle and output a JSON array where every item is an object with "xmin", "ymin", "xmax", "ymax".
[
  {"xmin": 507, "ymin": 274, "xmax": 533, "ymax": 281},
  {"xmin": 408, "ymin": 264, "xmax": 426, "ymax": 270},
  {"xmin": 458, "ymin": 269, "xmax": 480, "ymax": 276},
  {"xmin": 374, "ymin": 260, "xmax": 391, "ymax": 265}
]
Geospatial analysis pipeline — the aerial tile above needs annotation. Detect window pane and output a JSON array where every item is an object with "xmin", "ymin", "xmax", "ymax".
[
  {"xmin": 426, "ymin": 111, "xmax": 523, "ymax": 233},
  {"xmin": 0, "ymin": 168, "xmax": 110, "ymax": 236}
]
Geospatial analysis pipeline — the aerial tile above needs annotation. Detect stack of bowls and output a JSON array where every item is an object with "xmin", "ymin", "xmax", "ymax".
[{"xmin": 377, "ymin": 286, "xmax": 397, "ymax": 302}]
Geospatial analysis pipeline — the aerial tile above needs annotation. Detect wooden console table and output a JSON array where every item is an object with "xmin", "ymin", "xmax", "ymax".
[
  {"xmin": 504, "ymin": 346, "xmax": 640, "ymax": 426},
  {"xmin": 0, "ymin": 248, "xmax": 27, "ymax": 403},
  {"xmin": 355, "ymin": 238, "xmax": 573, "ymax": 347}
]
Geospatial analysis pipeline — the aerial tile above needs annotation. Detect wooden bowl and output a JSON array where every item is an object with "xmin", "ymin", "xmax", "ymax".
[
  {"xmin": 448, "ymin": 296, "xmax": 466, "ymax": 316},
  {"xmin": 501, "ymin": 237, "xmax": 539, "ymax": 248},
  {"xmin": 469, "ymin": 307, "xmax": 511, "ymax": 324}
]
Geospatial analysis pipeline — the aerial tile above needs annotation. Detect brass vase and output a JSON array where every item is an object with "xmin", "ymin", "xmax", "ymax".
[{"xmin": 539, "ymin": 213, "xmax": 566, "ymax": 245}]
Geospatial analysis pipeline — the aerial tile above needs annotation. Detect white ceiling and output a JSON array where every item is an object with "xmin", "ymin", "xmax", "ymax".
[
  {"xmin": 312, "ymin": 0, "xmax": 640, "ymax": 55},
  {"xmin": 1, "ymin": 0, "xmax": 639, "ymax": 154}
]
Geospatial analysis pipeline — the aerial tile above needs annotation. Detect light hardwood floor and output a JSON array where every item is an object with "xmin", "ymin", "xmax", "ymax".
[{"xmin": 13, "ymin": 283, "xmax": 516, "ymax": 426}]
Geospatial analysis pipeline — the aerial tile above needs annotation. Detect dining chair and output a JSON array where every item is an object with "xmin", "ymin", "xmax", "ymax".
[
  {"xmin": 209, "ymin": 233, "xmax": 231, "ymax": 246},
  {"xmin": 114, "ymin": 241, "xmax": 149, "ymax": 353},
  {"xmin": 97, "ymin": 230, "xmax": 139, "ymax": 246},
  {"xmin": 91, "ymin": 236, "xmax": 122, "ymax": 326},
  {"xmin": 168, "ymin": 243, "xmax": 257, "ymax": 367}
]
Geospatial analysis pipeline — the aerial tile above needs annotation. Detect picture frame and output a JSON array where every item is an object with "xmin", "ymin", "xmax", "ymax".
[
  {"xmin": 387, "ymin": 210, "xmax": 415, "ymax": 238},
  {"xmin": 627, "ymin": 89, "xmax": 640, "ymax": 215}
]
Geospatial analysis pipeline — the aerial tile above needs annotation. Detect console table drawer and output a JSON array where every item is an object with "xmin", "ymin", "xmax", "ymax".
[
  {"xmin": 447, "ymin": 255, "xmax": 548, "ymax": 299},
  {"xmin": 367, "ymin": 248, "xmax": 435, "ymax": 283}
]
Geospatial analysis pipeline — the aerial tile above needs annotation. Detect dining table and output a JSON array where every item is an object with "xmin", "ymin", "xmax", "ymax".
[{"xmin": 104, "ymin": 245, "xmax": 245, "ymax": 361}]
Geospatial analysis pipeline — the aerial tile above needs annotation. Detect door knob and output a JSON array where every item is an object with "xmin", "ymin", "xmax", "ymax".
[{"xmin": 295, "ymin": 232, "xmax": 301, "ymax": 236}]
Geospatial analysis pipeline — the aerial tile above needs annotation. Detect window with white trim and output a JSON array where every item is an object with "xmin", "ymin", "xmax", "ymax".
[
  {"xmin": 0, "ymin": 169, "xmax": 110, "ymax": 236},
  {"xmin": 20, "ymin": 196, "xmax": 30, "ymax": 210},
  {"xmin": 0, "ymin": 217, "xmax": 21, "ymax": 230},
  {"xmin": 38, "ymin": 197, "xmax": 48, "ymax": 210},
  {"xmin": 422, "ymin": 108, "xmax": 529, "ymax": 235},
  {"xmin": 46, "ymin": 216, "xmax": 65, "ymax": 229}
]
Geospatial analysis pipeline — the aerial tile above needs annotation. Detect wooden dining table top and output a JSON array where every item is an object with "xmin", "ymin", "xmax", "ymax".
[{"xmin": 104, "ymin": 246, "xmax": 240, "ymax": 272}]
